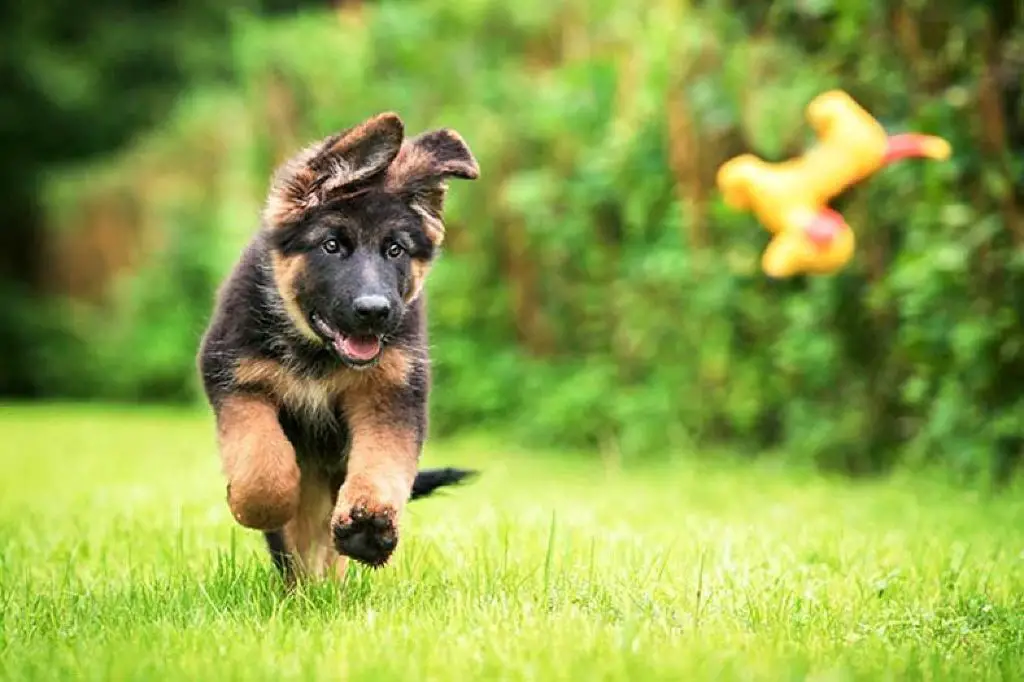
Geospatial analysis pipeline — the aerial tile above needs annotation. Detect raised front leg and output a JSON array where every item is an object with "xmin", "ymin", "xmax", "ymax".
[
  {"xmin": 215, "ymin": 395, "xmax": 301, "ymax": 531},
  {"xmin": 331, "ymin": 395, "xmax": 420, "ymax": 568}
]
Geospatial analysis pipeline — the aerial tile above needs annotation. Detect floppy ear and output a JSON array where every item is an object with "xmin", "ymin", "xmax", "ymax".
[
  {"xmin": 385, "ymin": 129, "xmax": 480, "ymax": 244},
  {"xmin": 263, "ymin": 112, "xmax": 405, "ymax": 228},
  {"xmin": 390, "ymin": 129, "xmax": 480, "ymax": 184}
]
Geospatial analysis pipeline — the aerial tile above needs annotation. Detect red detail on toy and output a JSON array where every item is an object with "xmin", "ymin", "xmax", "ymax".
[
  {"xmin": 803, "ymin": 209, "xmax": 847, "ymax": 251},
  {"xmin": 883, "ymin": 133, "xmax": 950, "ymax": 165}
]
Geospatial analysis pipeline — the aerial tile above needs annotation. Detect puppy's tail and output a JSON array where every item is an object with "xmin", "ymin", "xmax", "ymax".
[{"xmin": 410, "ymin": 467, "xmax": 478, "ymax": 500}]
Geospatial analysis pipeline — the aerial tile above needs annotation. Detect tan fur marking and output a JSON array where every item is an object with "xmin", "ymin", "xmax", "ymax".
[
  {"xmin": 329, "ymin": 347, "xmax": 412, "ymax": 394},
  {"xmin": 410, "ymin": 200, "xmax": 446, "ymax": 246},
  {"xmin": 235, "ymin": 357, "xmax": 332, "ymax": 419},
  {"xmin": 271, "ymin": 253, "xmax": 319, "ymax": 342},
  {"xmin": 234, "ymin": 349, "xmax": 411, "ymax": 421},
  {"xmin": 332, "ymin": 393, "xmax": 419, "ymax": 531},
  {"xmin": 217, "ymin": 395, "xmax": 300, "ymax": 531},
  {"xmin": 407, "ymin": 259, "xmax": 432, "ymax": 303},
  {"xmin": 282, "ymin": 471, "xmax": 336, "ymax": 580}
]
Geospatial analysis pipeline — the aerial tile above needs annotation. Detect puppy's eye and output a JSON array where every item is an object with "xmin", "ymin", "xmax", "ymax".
[
  {"xmin": 322, "ymin": 238, "xmax": 341, "ymax": 255},
  {"xmin": 385, "ymin": 242, "xmax": 405, "ymax": 259}
]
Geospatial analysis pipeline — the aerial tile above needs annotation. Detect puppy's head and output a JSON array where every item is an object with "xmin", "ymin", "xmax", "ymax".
[{"xmin": 263, "ymin": 113, "xmax": 479, "ymax": 369}]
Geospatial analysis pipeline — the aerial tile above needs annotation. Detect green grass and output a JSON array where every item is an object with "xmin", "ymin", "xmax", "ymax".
[{"xmin": 2, "ymin": 404, "xmax": 1024, "ymax": 681}]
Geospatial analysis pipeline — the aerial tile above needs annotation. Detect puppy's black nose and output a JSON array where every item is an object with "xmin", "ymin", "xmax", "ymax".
[{"xmin": 352, "ymin": 295, "xmax": 391, "ymax": 325}]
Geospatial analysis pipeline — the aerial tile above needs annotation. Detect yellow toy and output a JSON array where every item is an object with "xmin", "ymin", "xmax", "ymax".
[{"xmin": 716, "ymin": 90, "xmax": 951, "ymax": 278}]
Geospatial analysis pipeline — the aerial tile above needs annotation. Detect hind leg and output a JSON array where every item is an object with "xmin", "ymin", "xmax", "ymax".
[
  {"xmin": 312, "ymin": 472, "xmax": 350, "ymax": 583},
  {"xmin": 265, "ymin": 470, "xmax": 336, "ymax": 585},
  {"xmin": 264, "ymin": 529, "xmax": 295, "ymax": 583}
]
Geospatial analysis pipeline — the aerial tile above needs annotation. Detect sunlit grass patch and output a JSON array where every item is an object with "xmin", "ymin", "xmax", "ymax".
[{"xmin": 1, "ymin": 404, "xmax": 1023, "ymax": 681}]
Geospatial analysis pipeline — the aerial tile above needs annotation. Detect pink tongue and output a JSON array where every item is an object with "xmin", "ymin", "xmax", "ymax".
[{"xmin": 337, "ymin": 335, "xmax": 381, "ymax": 361}]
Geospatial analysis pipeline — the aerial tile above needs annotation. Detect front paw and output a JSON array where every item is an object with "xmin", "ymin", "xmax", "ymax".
[{"xmin": 332, "ymin": 499, "xmax": 399, "ymax": 568}]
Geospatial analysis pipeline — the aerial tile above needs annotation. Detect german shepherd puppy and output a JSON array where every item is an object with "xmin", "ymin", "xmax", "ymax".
[{"xmin": 197, "ymin": 112, "xmax": 479, "ymax": 583}]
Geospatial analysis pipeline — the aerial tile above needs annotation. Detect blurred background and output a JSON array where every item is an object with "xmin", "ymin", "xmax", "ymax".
[{"xmin": 0, "ymin": 0, "xmax": 1021, "ymax": 484}]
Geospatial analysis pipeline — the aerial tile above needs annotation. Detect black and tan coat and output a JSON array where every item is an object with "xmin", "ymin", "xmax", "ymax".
[{"xmin": 197, "ymin": 112, "xmax": 479, "ymax": 584}]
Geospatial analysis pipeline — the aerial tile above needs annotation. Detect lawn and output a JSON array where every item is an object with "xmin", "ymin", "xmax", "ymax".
[{"xmin": 1, "ymin": 404, "xmax": 1023, "ymax": 681}]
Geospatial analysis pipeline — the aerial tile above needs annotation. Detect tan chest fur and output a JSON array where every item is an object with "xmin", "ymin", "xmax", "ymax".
[{"xmin": 234, "ymin": 349, "xmax": 411, "ymax": 423}]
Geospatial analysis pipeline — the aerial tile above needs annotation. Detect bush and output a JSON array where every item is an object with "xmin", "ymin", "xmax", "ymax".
[{"xmin": 34, "ymin": 0, "xmax": 1024, "ymax": 482}]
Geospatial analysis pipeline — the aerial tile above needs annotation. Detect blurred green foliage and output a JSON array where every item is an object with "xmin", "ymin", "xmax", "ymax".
[
  {"xmin": 0, "ymin": 0, "xmax": 329, "ymax": 395},
  {"xmin": 8, "ymin": 0, "xmax": 1024, "ymax": 481}
]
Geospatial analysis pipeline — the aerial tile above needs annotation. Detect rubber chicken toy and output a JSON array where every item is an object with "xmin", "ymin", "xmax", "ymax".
[{"xmin": 716, "ymin": 90, "xmax": 951, "ymax": 278}]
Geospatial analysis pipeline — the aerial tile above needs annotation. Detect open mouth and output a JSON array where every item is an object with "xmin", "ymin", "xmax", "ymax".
[{"xmin": 309, "ymin": 312, "xmax": 383, "ymax": 367}]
